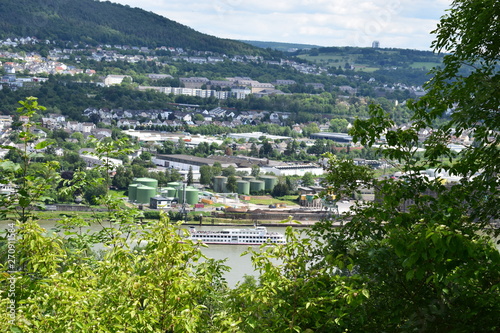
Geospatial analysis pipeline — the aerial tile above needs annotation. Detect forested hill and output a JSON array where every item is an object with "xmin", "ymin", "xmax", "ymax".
[
  {"xmin": 0, "ymin": 0, "xmax": 262, "ymax": 55},
  {"xmin": 240, "ymin": 40, "xmax": 323, "ymax": 52}
]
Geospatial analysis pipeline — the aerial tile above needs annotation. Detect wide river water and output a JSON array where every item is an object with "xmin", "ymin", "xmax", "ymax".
[
  {"xmin": 5, "ymin": 218, "xmax": 496, "ymax": 288},
  {"xmin": 0, "ymin": 220, "xmax": 297, "ymax": 288}
]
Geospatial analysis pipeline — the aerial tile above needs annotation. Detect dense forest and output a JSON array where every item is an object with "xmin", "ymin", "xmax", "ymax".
[{"xmin": 0, "ymin": 0, "xmax": 264, "ymax": 55}]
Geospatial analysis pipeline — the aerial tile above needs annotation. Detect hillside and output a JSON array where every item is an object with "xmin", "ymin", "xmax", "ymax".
[
  {"xmin": 297, "ymin": 46, "xmax": 444, "ymax": 72},
  {"xmin": 240, "ymin": 40, "xmax": 322, "ymax": 52},
  {"xmin": 0, "ymin": 0, "xmax": 263, "ymax": 55}
]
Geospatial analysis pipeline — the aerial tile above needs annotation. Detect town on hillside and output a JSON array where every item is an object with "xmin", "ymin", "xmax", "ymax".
[{"xmin": 0, "ymin": 37, "xmax": 472, "ymax": 223}]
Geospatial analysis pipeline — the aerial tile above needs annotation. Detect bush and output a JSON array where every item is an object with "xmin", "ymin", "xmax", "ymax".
[{"xmin": 143, "ymin": 211, "xmax": 160, "ymax": 219}]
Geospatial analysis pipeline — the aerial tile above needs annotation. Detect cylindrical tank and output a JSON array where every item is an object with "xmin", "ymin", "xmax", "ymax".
[
  {"xmin": 136, "ymin": 185, "xmax": 157, "ymax": 204},
  {"xmin": 133, "ymin": 177, "xmax": 158, "ymax": 188},
  {"xmin": 242, "ymin": 176, "xmax": 255, "ymax": 182},
  {"xmin": 185, "ymin": 188, "xmax": 199, "ymax": 204},
  {"xmin": 236, "ymin": 180, "xmax": 250, "ymax": 195},
  {"xmin": 177, "ymin": 186, "xmax": 185, "ymax": 203},
  {"xmin": 167, "ymin": 182, "xmax": 181, "ymax": 189},
  {"xmin": 250, "ymin": 180, "xmax": 265, "ymax": 194},
  {"xmin": 259, "ymin": 175, "xmax": 277, "ymax": 191},
  {"xmin": 213, "ymin": 176, "xmax": 227, "ymax": 193},
  {"xmin": 128, "ymin": 184, "xmax": 139, "ymax": 201},
  {"xmin": 164, "ymin": 187, "xmax": 177, "ymax": 198}
]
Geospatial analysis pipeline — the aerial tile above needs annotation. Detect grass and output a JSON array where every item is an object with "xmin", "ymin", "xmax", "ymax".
[
  {"xmin": 277, "ymin": 195, "xmax": 300, "ymax": 202},
  {"xmin": 409, "ymin": 62, "xmax": 441, "ymax": 70},
  {"xmin": 36, "ymin": 211, "xmax": 109, "ymax": 221},
  {"xmin": 244, "ymin": 196, "xmax": 299, "ymax": 206},
  {"xmin": 354, "ymin": 66, "xmax": 379, "ymax": 73},
  {"xmin": 297, "ymin": 54, "xmax": 356, "ymax": 65},
  {"xmin": 109, "ymin": 190, "xmax": 127, "ymax": 199},
  {"xmin": 187, "ymin": 217, "xmax": 255, "ymax": 225}
]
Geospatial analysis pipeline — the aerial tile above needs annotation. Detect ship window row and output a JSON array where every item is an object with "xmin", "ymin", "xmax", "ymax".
[{"xmin": 202, "ymin": 235, "xmax": 267, "ymax": 239}]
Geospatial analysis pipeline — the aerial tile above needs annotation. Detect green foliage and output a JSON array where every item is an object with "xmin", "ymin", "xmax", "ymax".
[
  {"xmin": 0, "ymin": 215, "xmax": 234, "ymax": 332},
  {"xmin": 250, "ymin": 165, "xmax": 260, "ymax": 177},
  {"xmin": 310, "ymin": 1, "xmax": 500, "ymax": 330},
  {"xmin": 296, "ymin": 46, "xmax": 444, "ymax": 86},
  {"xmin": 112, "ymin": 165, "xmax": 134, "ymax": 190},
  {"xmin": 230, "ymin": 228, "xmax": 369, "ymax": 332},
  {"xmin": 301, "ymin": 172, "xmax": 315, "ymax": 187},
  {"xmin": 2, "ymin": 1, "xmax": 500, "ymax": 326},
  {"xmin": 142, "ymin": 211, "xmax": 160, "ymax": 220},
  {"xmin": 0, "ymin": 97, "xmax": 59, "ymax": 223},
  {"xmin": 0, "ymin": 98, "xmax": 234, "ymax": 332},
  {"xmin": 0, "ymin": 0, "xmax": 263, "ymax": 55},
  {"xmin": 186, "ymin": 166, "xmax": 194, "ymax": 186},
  {"xmin": 199, "ymin": 165, "xmax": 215, "ymax": 185},
  {"xmin": 0, "ymin": 66, "xmax": 416, "ymax": 124},
  {"xmin": 271, "ymin": 181, "xmax": 291, "ymax": 198},
  {"xmin": 226, "ymin": 175, "xmax": 237, "ymax": 193},
  {"xmin": 329, "ymin": 118, "xmax": 350, "ymax": 133}
]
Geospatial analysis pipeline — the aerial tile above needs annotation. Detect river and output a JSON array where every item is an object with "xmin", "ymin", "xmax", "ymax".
[{"xmin": 0, "ymin": 220, "xmax": 295, "ymax": 288}]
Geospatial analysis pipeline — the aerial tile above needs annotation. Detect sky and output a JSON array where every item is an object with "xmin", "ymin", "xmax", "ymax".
[{"xmin": 107, "ymin": 0, "xmax": 452, "ymax": 51}]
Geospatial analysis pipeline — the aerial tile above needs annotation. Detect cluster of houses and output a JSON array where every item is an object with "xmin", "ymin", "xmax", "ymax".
[
  {"xmin": 0, "ymin": 50, "xmax": 96, "ymax": 78},
  {"xmin": 37, "ymin": 114, "xmax": 111, "ymax": 140},
  {"xmin": 81, "ymin": 106, "xmax": 300, "ymax": 131},
  {"xmin": 1, "ymin": 36, "xmax": 429, "ymax": 102}
]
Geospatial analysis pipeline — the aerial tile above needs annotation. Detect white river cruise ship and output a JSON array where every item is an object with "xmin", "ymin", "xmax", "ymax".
[{"xmin": 187, "ymin": 226, "xmax": 286, "ymax": 245}]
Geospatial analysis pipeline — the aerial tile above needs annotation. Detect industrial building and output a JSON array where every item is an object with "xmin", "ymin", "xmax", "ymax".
[
  {"xmin": 227, "ymin": 132, "xmax": 291, "ymax": 142},
  {"xmin": 153, "ymin": 154, "xmax": 235, "ymax": 172},
  {"xmin": 309, "ymin": 132, "xmax": 353, "ymax": 143},
  {"xmin": 260, "ymin": 164, "xmax": 324, "ymax": 177}
]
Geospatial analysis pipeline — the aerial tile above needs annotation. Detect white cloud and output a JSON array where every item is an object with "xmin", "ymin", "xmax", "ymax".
[{"xmin": 105, "ymin": 0, "xmax": 452, "ymax": 50}]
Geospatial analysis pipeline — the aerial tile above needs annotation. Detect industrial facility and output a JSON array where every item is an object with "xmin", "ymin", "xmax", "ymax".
[
  {"xmin": 212, "ymin": 174, "xmax": 278, "ymax": 195},
  {"xmin": 127, "ymin": 177, "xmax": 200, "ymax": 208}
]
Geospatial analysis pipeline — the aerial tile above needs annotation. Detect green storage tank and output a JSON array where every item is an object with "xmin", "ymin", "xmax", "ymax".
[
  {"xmin": 128, "ymin": 184, "xmax": 139, "ymax": 202},
  {"xmin": 177, "ymin": 186, "xmax": 185, "ymax": 203},
  {"xmin": 236, "ymin": 180, "xmax": 250, "ymax": 195},
  {"xmin": 185, "ymin": 188, "xmax": 199, "ymax": 204},
  {"xmin": 164, "ymin": 187, "xmax": 177, "ymax": 198},
  {"xmin": 260, "ymin": 175, "xmax": 278, "ymax": 191},
  {"xmin": 250, "ymin": 180, "xmax": 265, "ymax": 194},
  {"xmin": 213, "ymin": 176, "xmax": 227, "ymax": 193},
  {"xmin": 167, "ymin": 182, "xmax": 181, "ymax": 189},
  {"xmin": 134, "ymin": 177, "xmax": 158, "ymax": 188},
  {"xmin": 136, "ymin": 185, "xmax": 157, "ymax": 204},
  {"xmin": 242, "ymin": 176, "xmax": 255, "ymax": 182}
]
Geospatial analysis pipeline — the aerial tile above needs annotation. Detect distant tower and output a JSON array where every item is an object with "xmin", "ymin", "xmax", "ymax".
[{"xmin": 372, "ymin": 40, "xmax": 380, "ymax": 48}]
